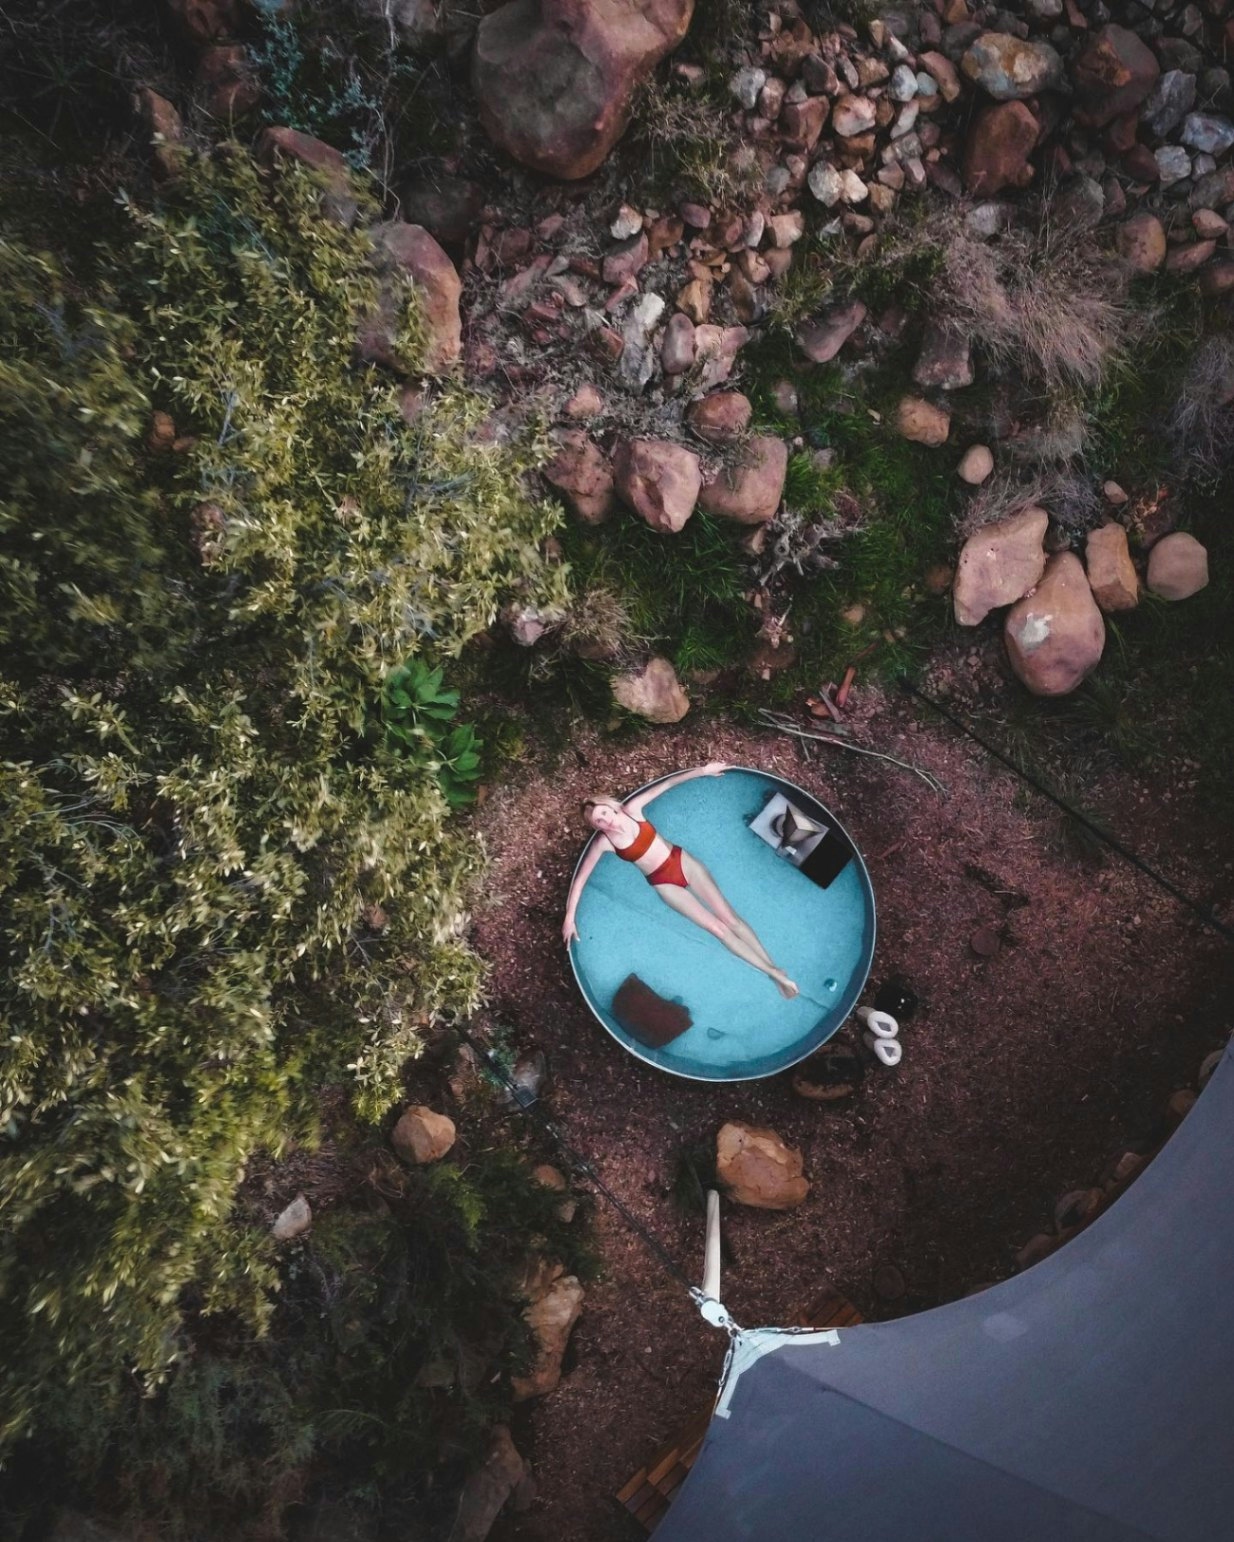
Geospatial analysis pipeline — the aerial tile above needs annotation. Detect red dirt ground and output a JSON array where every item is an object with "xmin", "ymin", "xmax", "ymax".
[{"xmin": 473, "ymin": 678, "xmax": 1234, "ymax": 1542}]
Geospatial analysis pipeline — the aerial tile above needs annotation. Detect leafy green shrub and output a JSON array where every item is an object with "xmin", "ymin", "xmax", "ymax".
[
  {"xmin": 0, "ymin": 148, "xmax": 565, "ymax": 1447},
  {"xmin": 6, "ymin": 1146, "xmax": 593, "ymax": 1539},
  {"xmin": 381, "ymin": 660, "xmax": 484, "ymax": 807}
]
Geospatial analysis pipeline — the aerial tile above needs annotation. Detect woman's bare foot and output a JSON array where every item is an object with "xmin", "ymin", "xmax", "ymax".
[{"xmin": 773, "ymin": 971, "xmax": 799, "ymax": 1000}]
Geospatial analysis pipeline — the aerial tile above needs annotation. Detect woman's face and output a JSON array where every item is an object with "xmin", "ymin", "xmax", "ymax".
[{"xmin": 585, "ymin": 799, "xmax": 624, "ymax": 834}]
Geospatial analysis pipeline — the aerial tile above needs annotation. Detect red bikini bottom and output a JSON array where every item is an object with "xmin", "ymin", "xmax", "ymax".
[{"xmin": 646, "ymin": 844, "xmax": 688, "ymax": 889}]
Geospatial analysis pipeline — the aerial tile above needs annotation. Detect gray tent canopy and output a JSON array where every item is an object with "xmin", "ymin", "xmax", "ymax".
[{"xmin": 658, "ymin": 1043, "xmax": 1234, "ymax": 1542}]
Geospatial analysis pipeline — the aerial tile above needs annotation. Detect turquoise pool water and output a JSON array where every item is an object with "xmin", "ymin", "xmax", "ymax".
[{"xmin": 568, "ymin": 767, "xmax": 876, "ymax": 1080}]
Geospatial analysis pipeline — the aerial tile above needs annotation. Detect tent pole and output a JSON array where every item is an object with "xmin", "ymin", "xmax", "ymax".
[{"xmin": 703, "ymin": 1188, "xmax": 721, "ymax": 1301}]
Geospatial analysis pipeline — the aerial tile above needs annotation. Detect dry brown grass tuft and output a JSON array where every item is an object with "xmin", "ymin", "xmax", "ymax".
[
  {"xmin": 1167, "ymin": 334, "xmax": 1234, "ymax": 481},
  {"xmin": 939, "ymin": 213, "xmax": 1138, "ymax": 393},
  {"xmin": 957, "ymin": 469, "xmax": 1102, "ymax": 538}
]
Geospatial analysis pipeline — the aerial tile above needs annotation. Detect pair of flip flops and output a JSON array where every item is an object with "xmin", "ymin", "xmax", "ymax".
[{"xmin": 857, "ymin": 1005, "xmax": 903, "ymax": 1067}]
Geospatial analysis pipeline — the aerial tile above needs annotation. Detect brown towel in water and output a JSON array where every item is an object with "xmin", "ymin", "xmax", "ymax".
[{"xmin": 612, "ymin": 974, "xmax": 692, "ymax": 1049}]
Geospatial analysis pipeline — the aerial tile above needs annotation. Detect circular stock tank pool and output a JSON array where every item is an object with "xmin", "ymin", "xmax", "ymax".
[{"xmin": 567, "ymin": 766, "xmax": 876, "ymax": 1081}]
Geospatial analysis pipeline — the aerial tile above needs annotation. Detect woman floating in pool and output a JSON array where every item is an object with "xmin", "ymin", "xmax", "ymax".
[{"xmin": 562, "ymin": 763, "xmax": 799, "ymax": 999}]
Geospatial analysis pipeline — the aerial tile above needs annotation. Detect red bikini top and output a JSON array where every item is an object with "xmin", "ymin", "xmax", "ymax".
[{"xmin": 614, "ymin": 818, "xmax": 657, "ymax": 862}]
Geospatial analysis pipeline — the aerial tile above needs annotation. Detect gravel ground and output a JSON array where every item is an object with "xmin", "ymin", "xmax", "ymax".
[{"xmin": 473, "ymin": 677, "xmax": 1234, "ymax": 1542}]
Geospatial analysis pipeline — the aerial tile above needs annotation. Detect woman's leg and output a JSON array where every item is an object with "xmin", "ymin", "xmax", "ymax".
[
  {"xmin": 681, "ymin": 854, "xmax": 783, "ymax": 975},
  {"xmin": 653, "ymin": 884, "xmax": 798, "ymax": 997}
]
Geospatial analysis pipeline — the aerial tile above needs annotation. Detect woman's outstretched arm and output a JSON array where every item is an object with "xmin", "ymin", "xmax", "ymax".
[
  {"xmin": 562, "ymin": 834, "xmax": 613, "ymax": 944},
  {"xmin": 624, "ymin": 762, "xmax": 729, "ymax": 818}
]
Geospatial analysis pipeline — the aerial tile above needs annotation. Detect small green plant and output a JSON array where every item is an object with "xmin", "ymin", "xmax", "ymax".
[{"xmin": 381, "ymin": 660, "xmax": 484, "ymax": 807}]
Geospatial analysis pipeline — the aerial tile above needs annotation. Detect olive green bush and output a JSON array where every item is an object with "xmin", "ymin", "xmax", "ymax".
[{"xmin": 0, "ymin": 149, "xmax": 565, "ymax": 1445}]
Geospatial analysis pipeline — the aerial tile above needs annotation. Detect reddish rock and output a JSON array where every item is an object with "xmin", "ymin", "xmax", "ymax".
[
  {"xmin": 698, "ymin": 436, "xmax": 788, "ymax": 525},
  {"xmin": 472, "ymin": 0, "xmax": 695, "ymax": 180},
  {"xmin": 165, "ymin": 0, "xmax": 238, "ymax": 44},
  {"xmin": 1166, "ymin": 240, "xmax": 1217, "ymax": 276},
  {"xmin": 1004, "ymin": 552, "xmax": 1106, "ymax": 697},
  {"xmin": 953, "ymin": 506, "xmax": 1048, "ymax": 625},
  {"xmin": 692, "ymin": 324, "xmax": 748, "ymax": 391},
  {"xmin": 1201, "ymin": 262, "xmax": 1234, "ymax": 297},
  {"xmin": 196, "ymin": 43, "xmax": 260, "ymax": 118},
  {"xmin": 895, "ymin": 396, "xmax": 950, "ymax": 446},
  {"xmin": 1085, "ymin": 522, "xmax": 1139, "ymax": 612},
  {"xmin": 957, "ymin": 444, "xmax": 994, "ymax": 485},
  {"xmin": 543, "ymin": 430, "xmax": 616, "ymax": 524},
  {"xmin": 358, "ymin": 223, "xmax": 462, "ymax": 374},
  {"xmin": 613, "ymin": 439, "xmax": 701, "ymax": 532},
  {"xmin": 660, "ymin": 311, "xmax": 696, "ymax": 374},
  {"xmin": 612, "ymin": 656, "xmax": 690, "ymax": 721},
  {"xmin": 1146, "ymin": 532, "xmax": 1208, "ymax": 599},
  {"xmin": 780, "ymin": 96, "xmax": 828, "ymax": 150},
  {"xmin": 132, "ymin": 88, "xmax": 185, "ymax": 181},
  {"xmin": 963, "ymin": 101, "xmax": 1038, "ymax": 195},
  {"xmin": 1121, "ymin": 144, "xmax": 1160, "ymax": 183},
  {"xmin": 1072, "ymin": 25, "xmax": 1160, "ymax": 128},
  {"xmin": 511, "ymin": 1262, "xmax": 585, "ymax": 1400},
  {"xmin": 716, "ymin": 1121, "xmax": 810, "ymax": 1210},
  {"xmin": 1116, "ymin": 210, "xmax": 1167, "ymax": 273},
  {"xmin": 563, "ymin": 382, "xmax": 604, "ymax": 419},
  {"xmin": 797, "ymin": 300, "xmax": 866, "ymax": 363},
  {"xmin": 686, "ymin": 392, "xmax": 752, "ymax": 444},
  {"xmin": 257, "ymin": 126, "xmax": 357, "ymax": 225},
  {"xmin": 602, "ymin": 231, "xmax": 649, "ymax": 285},
  {"xmin": 392, "ymin": 1105, "xmax": 457, "ymax": 1164}
]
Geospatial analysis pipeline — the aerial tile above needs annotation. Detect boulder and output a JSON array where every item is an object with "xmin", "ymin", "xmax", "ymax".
[
  {"xmin": 132, "ymin": 87, "xmax": 185, "ymax": 181},
  {"xmin": 912, "ymin": 322, "xmax": 974, "ymax": 390},
  {"xmin": 471, "ymin": 0, "xmax": 694, "ymax": 180},
  {"xmin": 613, "ymin": 656, "xmax": 690, "ymax": 722},
  {"xmin": 1146, "ymin": 531, "xmax": 1209, "ymax": 600},
  {"xmin": 613, "ymin": 439, "xmax": 701, "ymax": 532},
  {"xmin": 271, "ymin": 1194, "xmax": 312, "ymax": 1241},
  {"xmin": 797, "ymin": 300, "xmax": 866, "ymax": 363},
  {"xmin": 449, "ymin": 1426, "xmax": 530, "ymax": 1542},
  {"xmin": 686, "ymin": 392, "xmax": 752, "ymax": 443},
  {"xmin": 1004, "ymin": 552, "xmax": 1106, "ymax": 697},
  {"xmin": 953, "ymin": 506, "xmax": 1049, "ymax": 626},
  {"xmin": 257, "ymin": 126, "xmax": 358, "ymax": 225},
  {"xmin": 358, "ymin": 222, "xmax": 462, "ymax": 374},
  {"xmin": 832, "ymin": 95, "xmax": 877, "ymax": 136},
  {"xmin": 895, "ymin": 395, "xmax": 950, "ymax": 446},
  {"xmin": 661, "ymin": 311, "xmax": 696, "ymax": 374},
  {"xmin": 960, "ymin": 33, "xmax": 1063, "ymax": 100},
  {"xmin": 563, "ymin": 382, "xmax": 604, "ymax": 419},
  {"xmin": 963, "ymin": 101, "xmax": 1039, "ymax": 195},
  {"xmin": 196, "ymin": 43, "xmax": 260, "ymax": 119},
  {"xmin": 1072, "ymin": 25, "xmax": 1160, "ymax": 128},
  {"xmin": 511, "ymin": 1261, "xmax": 585, "ymax": 1400},
  {"xmin": 1116, "ymin": 210, "xmax": 1167, "ymax": 274},
  {"xmin": 1085, "ymin": 522, "xmax": 1139, "ymax": 612},
  {"xmin": 543, "ymin": 430, "xmax": 616, "ymax": 523},
  {"xmin": 716, "ymin": 1121, "xmax": 810, "ymax": 1210},
  {"xmin": 698, "ymin": 436, "xmax": 788, "ymax": 524},
  {"xmin": 957, "ymin": 444, "xmax": 994, "ymax": 485},
  {"xmin": 165, "ymin": 0, "xmax": 238, "ymax": 45},
  {"xmin": 392, "ymin": 1104, "xmax": 457, "ymax": 1164},
  {"xmin": 692, "ymin": 324, "xmax": 748, "ymax": 391}
]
